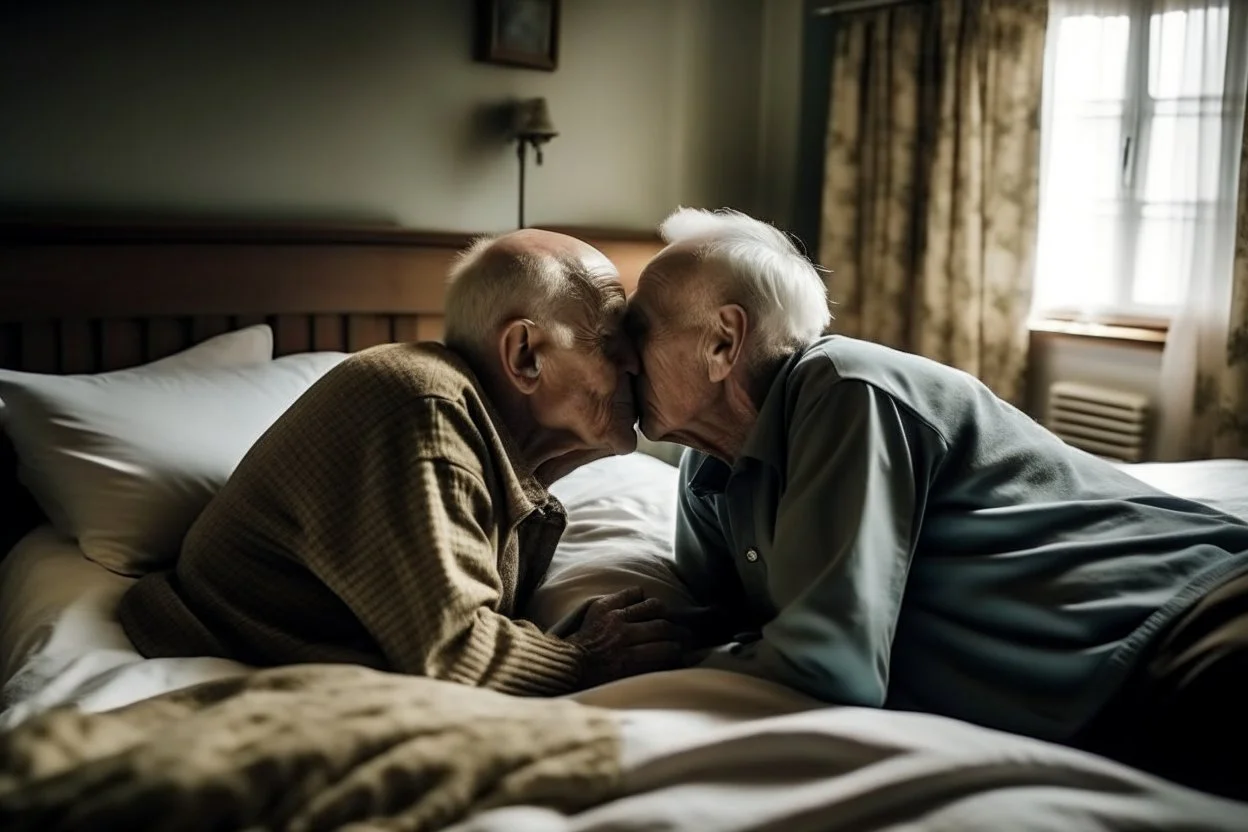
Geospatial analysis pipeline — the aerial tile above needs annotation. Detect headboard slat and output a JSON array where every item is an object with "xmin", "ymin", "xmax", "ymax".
[
  {"xmin": 274, "ymin": 315, "xmax": 312, "ymax": 356},
  {"xmin": 392, "ymin": 317, "xmax": 422, "ymax": 344},
  {"xmin": 192, "ymin": 316, "xmax": 232, "ymax": 343},
  {"xmin": 0, "ymin": 325, "xmax": 18, "ymax": 370},
  {"xmin": 147, "ymin": 318, "xmax": 189, "ymax": 364},
  {"xmin": 100, "ymin": 320, "xmax": 144, "ymax": 372},
  {"xmin": 346, "ymin": 314, "xmax": 392, "ymax": 353},
  {"xmin": 416, "ymin": 317, "xmax": 446, "ymax": 343},
  {"xmin": 60, "ymin": 320, "xmax": 95, "ymax": 374},
  {"xmin": 311, "ymin": 315, "xmax": 342, "ymax": 352},
  {"xmin": 20, "ymin": 323, "xmax": 58, "ymax": 374}
]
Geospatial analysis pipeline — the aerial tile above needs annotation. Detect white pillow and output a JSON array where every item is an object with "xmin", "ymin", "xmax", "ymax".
[
  {"xmin": 0, "ymin": 324, "xmax": 272, "ymax": 423},
  {"xmin": 127, "ymin": 324, "xmax": 274, "ymax": 372},
  {"xmin": 0, "ymin": 326, "xmax": 273, "ymax": 549},
  {"xmin": 527, "ymin": 453, "xmax": 701, "ymax": 634},
  {"xmin": 0, "ymin": 350, "xmax": 346, "ymax": 576}
]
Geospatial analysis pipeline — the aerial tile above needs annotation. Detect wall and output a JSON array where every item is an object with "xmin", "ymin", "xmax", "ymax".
[
  {"xmin": 0, "ymin": 0, "xmax": 764, "ymax": 233},
  {"xmin": 756, "ymin": 0, "xmax": 805, "ymax": 230}
]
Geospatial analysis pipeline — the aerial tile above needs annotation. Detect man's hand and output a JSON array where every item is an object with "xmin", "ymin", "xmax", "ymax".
[{"xmin": 567, "ymin": 587, "xmax": 689, "ymax": 687}]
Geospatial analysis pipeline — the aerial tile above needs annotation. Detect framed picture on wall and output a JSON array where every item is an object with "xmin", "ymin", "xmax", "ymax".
[{"xmin": 475, "ymin": 0, "xmax": 560, "ymax": 71}]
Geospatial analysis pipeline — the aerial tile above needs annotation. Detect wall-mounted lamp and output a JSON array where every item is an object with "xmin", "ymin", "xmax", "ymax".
[{"xmin": 511, "ymin": 97, "xmax": 558, "ymax": 228}]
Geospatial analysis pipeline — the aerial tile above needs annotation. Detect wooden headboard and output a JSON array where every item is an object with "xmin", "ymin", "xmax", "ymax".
[
  {"xmin": 0, "ymin": 222, "xmax": 663, "ymax": 372},
  {"xmin": 0, "ymin": 220, "xmax": 663, "ymax": 551}
]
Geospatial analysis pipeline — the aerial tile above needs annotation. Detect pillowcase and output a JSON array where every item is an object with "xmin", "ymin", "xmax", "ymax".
[
  {"xmin": 126, "ymin": 323, "xmax": 275, "ymax": 372},
  {"xmin": 0, "ymin": 326, "xmax": 274, "ymax": 558},
  {"xmin": 0, "ymin": 324, "xmax": 273, "ymax": 421},
  {"xmin": 526, "ymin": 452, "xmax": 702, "ymax": 635},
  {"xmin": 0, "ymin": 350, "xmax": 346, "ymax": 576}
]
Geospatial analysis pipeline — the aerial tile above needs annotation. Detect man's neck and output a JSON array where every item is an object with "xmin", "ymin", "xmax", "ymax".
[
  {"xmin": 672, "ymin": 379, "xmax": 759, "ymax": 465},
  {"xmin": 479, "ymin": 376, "xmax": 585, "ymax": 481}
]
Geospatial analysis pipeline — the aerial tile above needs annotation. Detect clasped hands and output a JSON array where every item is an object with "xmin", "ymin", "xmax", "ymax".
[{"xmin": 565, "ymin": 586, "xmax": 692, "ymax": 687}]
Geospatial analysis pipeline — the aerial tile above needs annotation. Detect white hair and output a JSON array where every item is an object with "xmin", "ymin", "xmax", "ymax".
[
  {"xmin": 443, "ymin": 236, "xmax": 596, "ymax": 363},
  {"xmin": 658, "ymin": 207, "xmax": 830, "ymax": 361}
]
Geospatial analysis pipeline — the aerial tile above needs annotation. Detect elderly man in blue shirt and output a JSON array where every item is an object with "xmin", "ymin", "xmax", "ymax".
[{"xmin": 627, "ymin": 207, "xmax": 1248, "ymax": 802}]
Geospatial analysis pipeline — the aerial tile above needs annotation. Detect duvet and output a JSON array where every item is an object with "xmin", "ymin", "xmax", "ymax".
[{"xmin": 0, "ymin": 663, "xmax": 620, "ymax": 832}]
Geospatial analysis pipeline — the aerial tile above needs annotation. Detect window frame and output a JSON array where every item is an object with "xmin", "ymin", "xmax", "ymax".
[{"xmin": 1032, "ymin": 0, "xmax": 1243, "ymax": 328}]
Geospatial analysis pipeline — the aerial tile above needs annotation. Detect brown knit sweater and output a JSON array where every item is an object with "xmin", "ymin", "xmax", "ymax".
[{"xmin": 117, "ymin": 343, "xmax": 586, "ymax": 696}]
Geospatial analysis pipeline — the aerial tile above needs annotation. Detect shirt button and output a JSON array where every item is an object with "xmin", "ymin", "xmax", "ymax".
[{"xmin": 744, "ymin": 547, "xmax": 759, "ymax": 563}]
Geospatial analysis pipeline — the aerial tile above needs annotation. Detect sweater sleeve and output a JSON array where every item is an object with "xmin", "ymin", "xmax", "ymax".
[{"xmin": 305, "ymin": 395, "xmax": 586, "ymax": 696}]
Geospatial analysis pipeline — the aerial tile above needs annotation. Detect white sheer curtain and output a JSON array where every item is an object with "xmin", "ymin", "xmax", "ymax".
[
  {"xmin": 1035, "ymin": 0, "xmax": 1248, "ymax": 459},
  {"xmin": 1154, "ymin": 1, "xmax": 1248, "ymax": 458},
  {"xmin": 1035, "ymin": 0, "xmax": 1138, "ymax": 318}
]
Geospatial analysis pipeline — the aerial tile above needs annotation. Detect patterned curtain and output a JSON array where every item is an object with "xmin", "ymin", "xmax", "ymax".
[
  {"xmin": 1190, "ymin": 104, "xmax": 1248, "ymax": 458},
  {"xmin": 817, "ymin": 0, "xmax": 1047, "ymax": 405}
]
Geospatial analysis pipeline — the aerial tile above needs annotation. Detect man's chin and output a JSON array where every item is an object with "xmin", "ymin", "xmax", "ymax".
[
  {"xmin": 612, "ymin": 429, "xmax": 639, "ymax": 455},
  {"xmin": 637, "ymin": 416, "xmax": 665, "ymax": 443}
]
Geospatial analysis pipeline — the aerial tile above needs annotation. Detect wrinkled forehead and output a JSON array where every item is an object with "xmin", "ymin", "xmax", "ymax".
[
  {"xmin": 561, "ymin": 260, "xmax": 627, "ymax": 334},
  {"xmin": 631, "ymin": 246, "xmax": 707, "ymax": 326}
]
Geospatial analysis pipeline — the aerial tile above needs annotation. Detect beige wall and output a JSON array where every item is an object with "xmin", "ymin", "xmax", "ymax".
[
  {"xmin": 757, "ymin": 0, "xmax": 804, "ymax": 230},
  {"xmin": 0, "ymin": 0, "xmax": 765, "ymax": 233}
]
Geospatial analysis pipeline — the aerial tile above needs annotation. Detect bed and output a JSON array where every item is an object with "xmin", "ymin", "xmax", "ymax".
[{"xmin": 1, "ymin": 221, "xmax": 1246, "ymax": 832}]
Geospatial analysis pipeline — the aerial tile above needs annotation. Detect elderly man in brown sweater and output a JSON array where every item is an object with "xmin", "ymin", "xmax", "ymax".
[{"xmin": 117, "ymin": 229, "xmax": 685, "ymax": 696}]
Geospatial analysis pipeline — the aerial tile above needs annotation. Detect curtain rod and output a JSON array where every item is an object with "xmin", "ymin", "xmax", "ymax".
[{"xmin": 812, "ymin": 0, "xmax": 926, "ymax": 16}]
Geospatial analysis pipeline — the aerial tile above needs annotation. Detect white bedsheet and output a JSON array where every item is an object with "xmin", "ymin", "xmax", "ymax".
[
  {"xmin": 0, "ymin": 526, "xmax": 250, "ymax": 728},
  {"xmin": 478, "ymin": 670, "xmax": 1248, "ymax": 831},
  {"xmin": 1122, "ymin": 458, "xmax": 1248, "ymax": 519}
]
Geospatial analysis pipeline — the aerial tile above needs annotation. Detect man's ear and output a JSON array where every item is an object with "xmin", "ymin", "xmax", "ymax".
[
  {"xmin": 499, "ymin": 319, "xmax": 542, "ymax": 394},
  {"xmin": 706, "ymin": 304, "xmax": 747, "ymax": 384}
]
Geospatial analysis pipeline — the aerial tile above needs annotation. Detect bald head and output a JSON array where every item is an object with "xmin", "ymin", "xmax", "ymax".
[
  {"xmin": 443, "ymin": 229, "xmax": 640, "ymax": 469},
  {"xmin": 444, "ymin": 229, "xmax": 623, "ymax": 367},
  {"xmin": 487, "ymin": 228, "xmax": 611, "ymax": 265}
]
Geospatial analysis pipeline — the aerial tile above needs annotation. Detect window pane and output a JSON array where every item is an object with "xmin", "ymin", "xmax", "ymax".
[
  {"xmin": 1143, "ymin": 110, "xmax": 1226, "ymax": 202},
  {"xmin": 1034, "ymin": 11, "xmax": 1132, "ymax": 313},
  {"xmin": 1035, "ymin": 107, "xmax": 1124, "ymax": 308},
  {"xmin": 1150, "ymin": 6, "xmax": 1229, "ymax": 100},
  {"xmin": 1132, "ymin": 206, "xmax": 1200, "ymax": 308},
  {"xmin": 1055, "ymin": 14, "xmax": 1130, "ymax": 101},
  {"xmin": 1035, "ymin": 210, "xmax": 1121, "ymax": 311},
  {"xmin": 1050, "ymin": 114, "xmax": 1126, "ymax": 201}
]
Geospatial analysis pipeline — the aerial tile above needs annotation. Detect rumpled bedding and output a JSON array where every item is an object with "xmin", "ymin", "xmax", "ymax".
[{"xmin": 0, "ymin": 663, "xmax": 621, "ymax": 832}]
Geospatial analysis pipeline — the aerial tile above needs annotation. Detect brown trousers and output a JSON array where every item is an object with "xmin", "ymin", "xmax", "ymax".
[{"xmin": 1075, "ymin": 570, "xmax": 1248, "ymax": 803}]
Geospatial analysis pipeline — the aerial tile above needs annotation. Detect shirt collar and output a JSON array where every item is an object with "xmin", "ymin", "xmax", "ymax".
[{"xmin": 689, "ymin": 455, "xmax": 732, "ymax": 497}]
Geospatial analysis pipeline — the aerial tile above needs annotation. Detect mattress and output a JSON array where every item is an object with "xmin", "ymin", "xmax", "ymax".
[{"xmin": 1121, "ymin": 459, "xmax": 1248, "ymax": 519}]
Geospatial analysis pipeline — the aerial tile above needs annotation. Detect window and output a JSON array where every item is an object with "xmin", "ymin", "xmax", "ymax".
[{"xmin": 1032, "ymin": 0, "xmax": 1247, "ymax": 323}]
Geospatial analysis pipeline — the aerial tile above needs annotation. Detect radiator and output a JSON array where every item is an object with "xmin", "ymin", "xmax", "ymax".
[{"xmin": 1044, "ymin": 381, "xmax": 1151, "ymax": 463}]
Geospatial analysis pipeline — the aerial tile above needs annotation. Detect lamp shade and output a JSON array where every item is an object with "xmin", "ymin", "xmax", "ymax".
[{"xmin": 513, "ymin": 97, "xmax": 558, "ymax": 141}]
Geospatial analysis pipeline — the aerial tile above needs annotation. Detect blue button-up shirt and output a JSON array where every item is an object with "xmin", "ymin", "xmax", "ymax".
[{"xmin": 676, "ymin": 335, "xmax": 1248, "ymax": 742}]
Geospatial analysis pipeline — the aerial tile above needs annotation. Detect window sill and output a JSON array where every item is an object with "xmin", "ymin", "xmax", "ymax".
[{"xmin": 1028, "ymin": 318, "xmax": 1168, "ymax": 348}]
